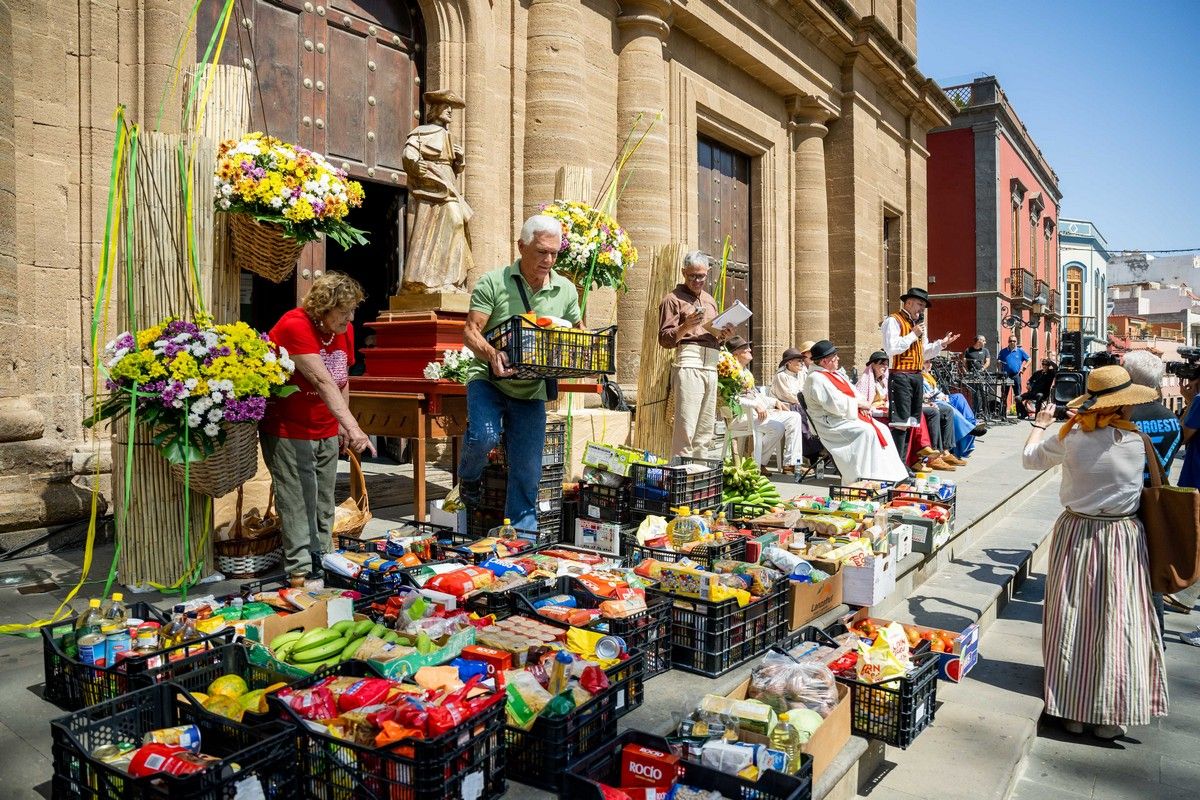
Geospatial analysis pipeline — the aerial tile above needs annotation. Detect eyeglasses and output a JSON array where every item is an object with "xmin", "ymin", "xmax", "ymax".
[{"xmin": 683, "ymin": 273, "xmax": 707, "ymax": 281}]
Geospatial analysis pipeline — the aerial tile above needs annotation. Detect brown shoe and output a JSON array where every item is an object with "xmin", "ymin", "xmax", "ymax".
[
  {"xmin": 917, "ymin": 446, "xmax": 939, "ymax": 458},
  {"xmin": 781, "ymin": 465, "xmax": 796, "ymax": 475},
  {"xmin": 944, "ymin": 453, "xmax": 968, "ymax": 466},
  {"xmin": 927, "ymin": 457, "xmax": 957, "ymax": 471}
]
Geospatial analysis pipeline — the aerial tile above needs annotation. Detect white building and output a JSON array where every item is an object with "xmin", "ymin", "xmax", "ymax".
[
  {"xmin": 1107, "ymin": 253, "xmax": 1200, "ymax": 287},
  {"xmin": 1058, "ymin": 218, "xmax": 1110, "ymax": 350}
]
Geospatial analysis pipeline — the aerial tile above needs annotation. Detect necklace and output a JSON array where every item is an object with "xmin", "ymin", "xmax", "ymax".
[{"xmin": 309, "ymin": 314, "xmax": 335, "ymax": 347}]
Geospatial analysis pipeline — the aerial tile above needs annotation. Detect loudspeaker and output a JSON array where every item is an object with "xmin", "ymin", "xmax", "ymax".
[{"xmin": 1060, "ymin": 331, "xmax": 1083, "ymax": 369}]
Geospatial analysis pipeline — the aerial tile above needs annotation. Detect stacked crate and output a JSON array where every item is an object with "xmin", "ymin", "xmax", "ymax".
[{"xmin": 468, "ymin": 418, "xmax": 567, "ymax": 541}]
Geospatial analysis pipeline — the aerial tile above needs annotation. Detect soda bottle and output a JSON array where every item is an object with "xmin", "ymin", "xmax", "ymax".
[
  {"xmin": 75, "ymin": 598, "xmax": 104, "ymax": 638},
  {"xmin": 101, "ymin": 592, "xmax": 127, "ymax": 627},
  {"xmin": 489, "ymin": 518, "xmax": 518, "ymax": 539}
]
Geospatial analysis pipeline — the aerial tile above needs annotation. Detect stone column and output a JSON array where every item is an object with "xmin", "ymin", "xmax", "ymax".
[
  {"xmin": 789, "ymin": 97, "xmax": 834, "ymax": 342},
  {"xmin": 615, "ymin": 0, "xmax": 672, "ymax": 384},
  {"xmin": 521, "ymin": 0, "xmax": 588, "ymax": 220},
  {"xmin": 0, "ymin": 0, "xmax": 15, "ymax": 351}
]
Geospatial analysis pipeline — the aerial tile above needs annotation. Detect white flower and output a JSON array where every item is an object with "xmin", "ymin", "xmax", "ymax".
[
  {"xmin": 423, "ymin": 363, "xmax": 443, "ymax": 380},
  {"xmin": 269, "ymin": 196, "xmax": 282, "ymax": 209},
  {"xmin": 172, "ymin": 399, "xmax": 183, "ymax": 408},
  {"xmin": 184, "ymin": 378, "xmax": 199, "ymax": 390},
  {"xmin": 192, "ymin": 397, "xmax": 211, "ymax": 414},
  {"xmin": 264, "ymin": 351, "xmax": 277, "ymax": 363},
  {"xmin": 280, "ymin": 356, "xmax": 295, "ymax": 373},
  {"xmin": 189, "ymin": 344, "xmax": 208, "ymax": 358},
  {"xmin": 219, "ymin": 198, "xmax": 231, "ymax": 210},
  {"xmin": 203, "ymin": 422, "xmax": 220, "ymax": 437},
  {"xmin": 217, "ymin": 379, "xmax": 234, "ymax": 392},
  {"xmin": 173, "ymin": 333, "xmax": 190, "ymax": 344},
  {"xmin": 107, "ymin": 347, "xmax": 129, "ymax": 366},
  {"xmin": 203, "ymin": 331, "xmax": 219, "ymax": 349},
  {"xmin": 187, "ymin": 414, "xmax": 202, "ymax": 428},
  {"xmin": 220, "ymin": 184, "xmax": 233, "ymax": 197},
  {"xmin": 207, "ymin": 408, "xmax": 223, "ymax": 423},
  {"xmin": 210, "ymin": 391, "xmax": 223, "ymax": 404}
]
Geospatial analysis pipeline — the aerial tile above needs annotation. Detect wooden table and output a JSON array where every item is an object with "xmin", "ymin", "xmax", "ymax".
[{"xmin": 349, "ymin": 377, "xmax": 599, "ymax": 520}]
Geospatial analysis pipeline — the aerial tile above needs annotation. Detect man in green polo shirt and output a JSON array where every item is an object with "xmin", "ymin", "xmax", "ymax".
[{"xmin": 459, "ymin": 214, "xmax": 581, "ymax": 530}]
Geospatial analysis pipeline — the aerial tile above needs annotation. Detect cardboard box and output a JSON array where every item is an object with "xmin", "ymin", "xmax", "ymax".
[
  {"xmin": 815, "ymin": 549, "xmax": 894, "ymax": 608},
  {"xmin": 889, "ymin": 523, "xmax": 913, "ymax": 562},
  {"xmin": 787, "ymin": 567, "xmax": 844, "ymax": 630},
  {"xmin": 726, "ymin": 678, "xmax": 851, "ymax": 781},
  {"xmin": 843, "ymin": 607, "xmax": 980, "ymax": 682},
  {"xmin": 574, "ymin": 517, "xmax": 636, "ymax": 556},
  {"xmin": 428, "ymin": 499, "xmax": 466, "ymax": 532},
  {"xmin": 244, "ymin": 597, "xmax": 355, "ymax": 679}
]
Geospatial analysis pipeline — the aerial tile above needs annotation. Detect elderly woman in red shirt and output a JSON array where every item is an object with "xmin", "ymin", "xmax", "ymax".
[{"xmin": 260, "ymin": 272, "xmax": 376, "ymax": 586}]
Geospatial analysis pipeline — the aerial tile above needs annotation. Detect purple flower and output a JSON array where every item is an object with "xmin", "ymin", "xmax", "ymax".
[
  {"xmin": 312, "ymin": 200, "xmax": 326, "ymax": 215},
  {"xmin": 222, "ymin": 396, "xmax": 267, "ymax": 423},
  {"xmin": 115, "ymin": 332, "xmax": 135, "ymax": 351}
]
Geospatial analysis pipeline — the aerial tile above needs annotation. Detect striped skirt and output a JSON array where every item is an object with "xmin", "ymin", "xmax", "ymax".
[{"xmin": 1043, "ymin": 510, "xmax": 1169, "ymax": 726}]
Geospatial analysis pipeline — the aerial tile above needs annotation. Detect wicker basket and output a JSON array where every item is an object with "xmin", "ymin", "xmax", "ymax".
[
  {"xmin": 169, "ymin": 422, "xmax": 259, "ymax": 498},
  {"xmin": 331, "ymin": 450, "xmax": 372, "ymax": 541},
  {"xmin": 228, "ymin": 213, "xmax": 307, "ymax": 283},
  {"xmin": 215, "ymin": 485, "xmax": 283, "ymax": 579}
]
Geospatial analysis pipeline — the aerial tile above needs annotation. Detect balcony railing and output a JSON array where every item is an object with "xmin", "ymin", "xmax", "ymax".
[
  {"xmin": 1047, "ymin": 287, "xmax": 1060, "ymax": 317},
  {"xmin": 1009, "ymin": 268, "xmax": 1036, "ymax": 304},
  {"xmin": 1064, "ymin": 314, "xmax": 1097, "ymax": 336}
]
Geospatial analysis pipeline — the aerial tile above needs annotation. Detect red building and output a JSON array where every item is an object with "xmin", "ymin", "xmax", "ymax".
[{"xmin": 927, "ymin": 77, "xmax": 1062, "ymax": 366}]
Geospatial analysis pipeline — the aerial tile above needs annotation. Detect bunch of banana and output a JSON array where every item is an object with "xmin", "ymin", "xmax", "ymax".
[
  {"xmin": 721, "ymin": 457, "xmax": 782, "ymax": 509},
  {"xmin": 268, "ymin": 619, "xmax": 396, "ymax": 673}
]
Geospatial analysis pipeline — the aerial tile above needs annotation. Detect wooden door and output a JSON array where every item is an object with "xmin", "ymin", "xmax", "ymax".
[
  {"xmin": 199, "ymin": 0, "xmax": 423, "ymax": 299},
  {"xmin": 698, "ymin": 135, "xmax": 753, "ymax": 340}
]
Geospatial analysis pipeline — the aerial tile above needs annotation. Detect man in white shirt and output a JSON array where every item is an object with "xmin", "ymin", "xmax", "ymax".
[
  {"xmin": 728, "ymin": 337, "xmax": 804, "ymax": 473},
  {"xmin": 880, "ymin": 287, "xmax": 959, "ymax": 456}
]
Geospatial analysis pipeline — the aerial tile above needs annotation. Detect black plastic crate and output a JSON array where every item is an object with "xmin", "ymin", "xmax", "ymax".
[
  {"xmin": 490, "ymin": 418, "xmax": 567, "ymax": 468},
  {"xmin": 41, "ymin": 602, "xmax": 237, "ymax": 712},
  {"xmin": 803, "ymin": 625, "xmax": 939, "ymax": 749},
  {"xmin": 50, "ymin": 681, "xmax": 298, "ymax": 799},
  {"xmin": 480, "ymin": 464, "xmax": 565, "ymax": 512},
  {"xmin": 464, "ymin": 576, "xmax": 556, "ymax": 619},
  {"xmin": 272, "ymin": 660, "xmax": 508, "ymax": 800},
  {"xmin": 511, "ymin": 576, "xmax": 673, "ymax": 681},
  {"xmin": 630, "ymin": 457, "xmax": 724, "ymax": 515},
  {"xmin": 485, "ymin": 317, "xmax": 617, "ymax": 379},
  {"xmin": 562, "ymin": 728, "xmax": 813, "ymax": 800},
  {"xmin": 147, "ymin": 643, "xmax": 296, "ymax": 725},
  {"xmin": 578, "ymin": 481, "xmax": 634, "ymax": 524},
  {"xmin": 466, "ymin": 508, "xmax": 562, "ymax": 544},
  {"xmin": 828, "ymin": 483, "xmax": 894, "ymax": 503},
  {"xmin": 889, "ymin": 487, "xmax": 957, "ymax": 527},
  {"xmin": 620, "ymin": 531, "xmax": 748, "ymax": 571},
  {"xmin": 505, "ymin": 651, "xmax": 644, "ymax": 792},
  {"xmin": 667, "ymin": 580, "xmax": 790, "ymax": 677}
]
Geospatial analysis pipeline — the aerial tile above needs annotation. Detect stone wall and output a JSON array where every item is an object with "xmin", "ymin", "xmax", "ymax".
[{"xmin": 0, "ymin": 0, "xmax": 950, "ymax": 535}]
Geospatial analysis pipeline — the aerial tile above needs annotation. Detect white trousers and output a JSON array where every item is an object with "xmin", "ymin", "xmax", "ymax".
[{"xmin": 671, "ymin": 344, "xmax": 719, "ymax": 458}]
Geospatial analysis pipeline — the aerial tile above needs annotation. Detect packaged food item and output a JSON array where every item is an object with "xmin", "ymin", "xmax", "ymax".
[
  {"xmin": 424, "ymin": 566, "xmax": 495, "ymax": 597},
  {"xmin": 621, "ymin": 742, "xmax": 681, "ymax": 788},
  {"xmin": 143, "ymin": 725, "xmax": 201, "ymax": 752},
  {"xmin": 127, "ymin": 743, "xmax": 225, "ymax": 778}
]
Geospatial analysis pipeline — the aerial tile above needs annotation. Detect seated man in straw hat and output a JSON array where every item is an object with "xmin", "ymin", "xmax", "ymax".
[{"xmin": 804, "ymin": 340, "xmax": 908, "ymax": 484}]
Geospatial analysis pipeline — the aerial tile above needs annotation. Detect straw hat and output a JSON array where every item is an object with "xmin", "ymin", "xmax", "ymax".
[
  {"xmin": 797, "ymin": 340, "xmax": 816, "ymax": 355},
  {"xmin": 1066, "ymin": 365, "xmax": 1157, "ymax": 410}
]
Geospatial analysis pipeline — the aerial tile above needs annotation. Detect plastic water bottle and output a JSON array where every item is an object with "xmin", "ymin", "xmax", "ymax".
[
  {"xmin": 75, "ymin": 598, "xmax": 104, "ymax": 637},
  {"xmin": 489, "ymin": 518, "xmax": 519, "ymax": 540},
  {"xmin": 101, "ymin": 593, "xmax": 128, "ymax": 627}
]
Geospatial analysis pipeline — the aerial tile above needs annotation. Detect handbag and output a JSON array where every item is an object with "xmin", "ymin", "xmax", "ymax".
[
  {"xmin": 599, "ymin": 374, "xmax": 630, "ymax": 412},
  {"xmin": 1137, "ymin": 432, "xmax": 1200, "ymax": 593}
]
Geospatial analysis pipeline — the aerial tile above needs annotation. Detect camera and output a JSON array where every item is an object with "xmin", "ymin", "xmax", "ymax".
[
  {"xmin": 1083, "ymin": 351, "xmax": 1119, "ymax": 369},
  {"xmin": 1167, "ymin": 346, "xmax": 1200, "ymax": 382}
]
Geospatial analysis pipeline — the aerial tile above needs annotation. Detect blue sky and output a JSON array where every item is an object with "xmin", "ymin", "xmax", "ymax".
[{"xmin": 917, "ymin": 0, "xmax": 1200, "ymax": 252}]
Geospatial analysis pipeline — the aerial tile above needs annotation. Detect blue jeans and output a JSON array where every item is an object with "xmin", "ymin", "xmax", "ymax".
[
  {"xmin": 459, "ymin": 379, "xmax": 547, "ymax": 531},
  {"xmin": 945, "ymin": 393, "xmax": 977, "ymax": 459}
]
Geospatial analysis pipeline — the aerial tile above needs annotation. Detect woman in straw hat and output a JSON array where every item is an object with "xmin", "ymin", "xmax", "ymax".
[{"xmin": 1022, "ymin": 365, "xmax": 1168, "ymax": 739}]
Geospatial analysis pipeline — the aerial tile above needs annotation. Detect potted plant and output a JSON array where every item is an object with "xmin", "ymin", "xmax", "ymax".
[
  {"xmin": 86, "ymin": 315, "xmax": 298, "ymax": 497},
  {"xmin": 215, "ymin": 132, "xmax": 368, "ymax": 282}
]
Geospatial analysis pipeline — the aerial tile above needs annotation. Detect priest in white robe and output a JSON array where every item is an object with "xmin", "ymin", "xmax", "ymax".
[{"xmin": 803, "ymin": 340, "xmax": 908, "ymax": 483}]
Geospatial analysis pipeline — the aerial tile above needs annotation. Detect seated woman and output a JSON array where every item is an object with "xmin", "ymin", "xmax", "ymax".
[
  {"xmin": 1019, "ymin": 358, "xmax": 1058, "ymax": 419},
  {"xmin": 770, "ymin": 346, "xmax": 822, "ymax": 464},
  {"xmin": 857, "ymin": 352, "xmax": 953, "ymax": 472},
  {"xmin": 803, "ymin": 340, "xmax": 908, "ymax": 483},
  {"xmin": 724, "ymin": 337, "xmax": 804, "ymax": 472}
]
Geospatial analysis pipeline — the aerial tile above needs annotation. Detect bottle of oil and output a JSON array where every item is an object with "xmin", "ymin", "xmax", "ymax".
[
  {"xmin": 669, "ymin": 506, "xmax": 705, "ymax": 549},
  {"xmin": 160, "ymin": 604, "xmax": 187, "ymax": 649},
  {"xmin": 489, "ymin": 518, "xmax": 519, "ymax": 540},
  {"xmin": 769, "ymin": 721, "xmax": 804, "ymax": 774},
  {"xmin": 75, "ymin": 599, "xmax": 104, "ymax": 638}
]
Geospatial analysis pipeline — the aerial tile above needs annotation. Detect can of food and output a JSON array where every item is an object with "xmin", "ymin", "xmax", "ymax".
[
  {"xmin": 594, "ymin": 635, "xmax": 626, "ymax": 661},
  {"xmin": 92, "ymin": 741, "xmax": 137, "ymax": 770},
  {"xmin": 77, "ymin": 633, "xmax": 107, "ymax": 666},
  {"xmin": 144, "ymin": 724, "xmax": 201, "ymax": 752},
  {"xmin": 102, "ymin": 623, "xmax": 131, "ymax": 664}
]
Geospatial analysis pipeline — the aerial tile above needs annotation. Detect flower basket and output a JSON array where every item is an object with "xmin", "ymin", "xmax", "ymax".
[
  {"xmin": 539, "ymin": 200, "xmax": 637, "ymax": 292},
  {"xmin": 214, "ymin": 485, "xmax": 283, "ymax": 578},
  {"xmin": 228, "ymin": 214, "xmax": 308, "ymax": 283},
  {"xmin": 169, "ymin": 422, "xmax": 259, "ymax": 498}
]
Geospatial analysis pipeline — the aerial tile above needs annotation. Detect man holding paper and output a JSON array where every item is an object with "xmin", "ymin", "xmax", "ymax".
[{"xmin": 658, "ymin": 251, "xmax": 739, "ymax": 457}]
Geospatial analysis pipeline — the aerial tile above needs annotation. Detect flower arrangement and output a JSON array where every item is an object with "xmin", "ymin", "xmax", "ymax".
[
  {"xmin": 717, "ymin": 349, "xmax": 755, "ymax": 416},
  {"xmin": 85, "ymin": 315, "xmax": 297, "ymax": 464},
  {"xmin": 214, "ymin": 132, "xmax": 368, "ymax": 249},
  {"xmin": 423, "ymin": 347, "xmax": 477, "ymax": 383},
  {"xmin": 538, "ymin": 200, "xmax": 637, "ymax": 292}
]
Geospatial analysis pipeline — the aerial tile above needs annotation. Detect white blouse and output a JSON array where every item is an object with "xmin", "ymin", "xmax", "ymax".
[
  {"xmin": 1022, "ymin": 425, "xmax": 1145, "ymax": 516},
  {"xmin": 771, "ymin": 369, "xmax": 806, "ymax": 405}
]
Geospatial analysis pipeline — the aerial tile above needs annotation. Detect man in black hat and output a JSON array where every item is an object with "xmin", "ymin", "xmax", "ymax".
[
  {"xmin": 880, "ymin": 287, "xmax": 959, "ymax": 456},
  {"xmin": 803, "ymin": 340, "xmax": 908, "ymax": 483}
]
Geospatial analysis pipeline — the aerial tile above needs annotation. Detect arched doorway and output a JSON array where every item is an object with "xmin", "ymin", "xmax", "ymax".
[{"xmin": 199, "ymin": 0, "xmax": 426, "ymax": 358}]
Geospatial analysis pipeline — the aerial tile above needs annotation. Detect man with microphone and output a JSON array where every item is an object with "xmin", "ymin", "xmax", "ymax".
[{"xmin": 880, "ymin": 287, "xmax": 959, "ymax": 459}]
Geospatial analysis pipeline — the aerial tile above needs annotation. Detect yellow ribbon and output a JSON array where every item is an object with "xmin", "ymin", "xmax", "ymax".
[{"xmin": 1058, "ymin": 410, "xmax": 1138, "ymax": 440}]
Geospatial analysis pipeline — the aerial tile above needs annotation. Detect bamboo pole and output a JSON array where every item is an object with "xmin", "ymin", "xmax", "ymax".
[{"xmin": 633, "ymin": 243, "xmax": 682, "ymax": 457}]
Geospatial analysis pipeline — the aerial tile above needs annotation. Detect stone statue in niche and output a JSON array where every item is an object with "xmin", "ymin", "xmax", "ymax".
[{"xmin": 400, "ymin": 89, "xmax": 474, "ymax": 293}]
